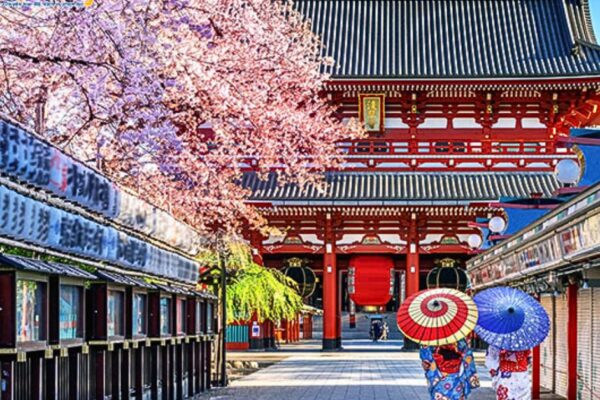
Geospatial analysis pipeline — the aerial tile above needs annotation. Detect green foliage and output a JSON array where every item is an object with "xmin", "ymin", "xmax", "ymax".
[
  {"xmin": 226, "ymin": 263, "xmax": 303, "ymax": 324},
  {"xmin": 1, "ymin": 246, "xmax": 35, "ymax": 258},
  {"xmin": 196, "ymin": 239, "xmax": 254, "ymax": 270},
  {"xmin": 197, "ymin": 239, "xmax": 304, "ymax": 323}
]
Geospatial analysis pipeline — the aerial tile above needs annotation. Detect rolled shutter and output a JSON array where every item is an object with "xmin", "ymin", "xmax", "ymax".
[
  {"xmin": 554, "ymin": 295, "xmax": 569, "ymax": 398},
  {"xmin": 591, "ymin": 288, "xmax": 600, "ymax": 399},
  {"xmin": 540, "ymin": 295, "xmax": 555, "ymax": 392},
  {"xmin": 578, "ymin": 289, "xmax": 592, "ymax": 400}
]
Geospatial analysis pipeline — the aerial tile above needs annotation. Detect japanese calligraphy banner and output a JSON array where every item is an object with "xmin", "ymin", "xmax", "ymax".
[
  {"xmin": 0, "ymin": 184, "xmax": 198, "ymax": 283},
  {"xmin": 0, "ymin": 120, "xmax": 119, "ymax": 216},
  {"xmin": 0, "ymin": 118, "xmax": 201, "ymax": 254}
]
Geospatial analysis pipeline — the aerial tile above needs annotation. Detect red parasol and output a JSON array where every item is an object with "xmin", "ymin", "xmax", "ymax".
[{"xmin": 397, "ymin": 288, "xmax": 478, "ymax": 346}]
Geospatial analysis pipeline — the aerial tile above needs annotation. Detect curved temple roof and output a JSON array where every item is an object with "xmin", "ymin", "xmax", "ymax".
[
  {"xmin": 244, "ymin": 172, "xmax": 559, "ymax": 205},
  {"xmin": 295, "ymin": 0, "xmax": 600, "ymax": 79}
]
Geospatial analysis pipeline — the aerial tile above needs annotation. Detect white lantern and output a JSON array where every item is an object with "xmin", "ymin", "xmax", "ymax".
[
  {"xmin": 467, "ymin": 234, "xmax": 483, "ymax": 249},
  {"xmin": 554, "ymin": 159, "xmax": 580, "ymax": 185},
  {"xmin": 488, "ymin": 216, "xmax": 506, "ymax": 233}
]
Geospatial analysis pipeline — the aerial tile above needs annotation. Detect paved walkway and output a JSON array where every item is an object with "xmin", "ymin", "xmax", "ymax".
[{"xmin": 205, "ymin": 340, "xmax": 497, "ymax": 400}]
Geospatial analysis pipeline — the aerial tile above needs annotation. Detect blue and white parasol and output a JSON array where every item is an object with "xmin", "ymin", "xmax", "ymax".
[{"xmin": 474, "ymin": 286, "xmax": 550, "ymax": 351}]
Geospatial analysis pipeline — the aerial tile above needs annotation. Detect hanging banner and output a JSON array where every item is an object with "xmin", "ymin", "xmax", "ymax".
[
  {"xmin": 0, "ymin": 118, "xmax": 201, "ymax": 254},
  {"xmin": 0, "ymin": 183, "xmax": 198, "ymax": 283},
  {"xmin": 0, "ymin": 120, "xmax": 119, "ymax": 217}
]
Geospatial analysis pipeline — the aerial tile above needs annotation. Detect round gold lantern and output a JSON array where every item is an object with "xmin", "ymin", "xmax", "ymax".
[{"xmin": 426, "ymin": 258, "xmax": 469, "ymax": 292}]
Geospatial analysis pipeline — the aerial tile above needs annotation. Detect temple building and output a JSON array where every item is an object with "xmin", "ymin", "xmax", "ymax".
[{"xmin": 235, "ymin": 0, "xmax": 600, "ymax": 352}]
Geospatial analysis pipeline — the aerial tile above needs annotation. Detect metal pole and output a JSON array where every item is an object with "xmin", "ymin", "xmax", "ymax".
[{"xmin": 219, "ymin": 239, "xmax": 228, "ymax": 387}]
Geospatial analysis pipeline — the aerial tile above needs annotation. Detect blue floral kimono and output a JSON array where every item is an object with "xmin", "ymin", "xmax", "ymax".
[{"xmin": 419, "ymin": 339, "xmax": 480, "ymax": 400}]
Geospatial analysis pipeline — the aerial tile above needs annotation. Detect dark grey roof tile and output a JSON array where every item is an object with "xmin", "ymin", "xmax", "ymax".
[
  {"xmin": 244, "ymin": 172, "xmax": 559, "ymax": 203},
  {"xmin": 295, "ymin": 0, "xmax": 600, "ymax": 78}
]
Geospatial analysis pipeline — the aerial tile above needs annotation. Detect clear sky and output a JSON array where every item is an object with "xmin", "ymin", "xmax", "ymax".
[{"xmin": 592, "ymin": 0, "xmax": 600, "ymax": 39}]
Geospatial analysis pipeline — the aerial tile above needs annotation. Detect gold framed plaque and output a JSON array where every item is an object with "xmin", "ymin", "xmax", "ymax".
[{"xmin": 358, "ymin": 93, "xmax": 385, "ymax": 133}]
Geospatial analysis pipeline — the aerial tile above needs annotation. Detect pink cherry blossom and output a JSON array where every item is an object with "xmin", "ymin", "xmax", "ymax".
[{"xmin": 0, "ymin": 0, "xmax": 362, "ymax": 234}]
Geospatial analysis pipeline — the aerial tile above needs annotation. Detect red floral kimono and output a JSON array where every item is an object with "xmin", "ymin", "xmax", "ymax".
[{"xmin": 486, "ymin": 346, "xmax": 532, "ymax": 400}]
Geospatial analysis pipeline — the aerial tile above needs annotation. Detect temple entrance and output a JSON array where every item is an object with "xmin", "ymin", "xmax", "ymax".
[
  {"xmin": 263, "ymin": 253, "xmax": 472, "ymax": 349},
  {"xmin": 300, "ymin": 254, "xmax": 471, "ymax": 350}
]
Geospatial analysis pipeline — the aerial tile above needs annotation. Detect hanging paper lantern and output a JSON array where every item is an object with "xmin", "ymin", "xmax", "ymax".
[
  {"xmin": 283, "ymin": 257, "xmax": 317, "ymax": 298},
  {"xmin": 348, "ymin": 255, "xmax": 394, "ymax": 306}
]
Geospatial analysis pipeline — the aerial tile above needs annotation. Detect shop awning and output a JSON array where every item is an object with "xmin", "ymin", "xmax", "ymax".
[
  {"xmin": 0, "ymin": 254, "xmax": 97, "ymax": 279},
  {"xmin": 95, "ymin": 269, "xmax": 156, "ymax": 289},
  {"xmin": 154, "ymin": 283, "xmax": 192, "ymax": 295},
  {"xmin": 467, "ymin": 181, "xmax": 600, "ymax": 289}
]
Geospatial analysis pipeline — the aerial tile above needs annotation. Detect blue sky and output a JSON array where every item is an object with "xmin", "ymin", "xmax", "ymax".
[{"xmin": 592, "ymin": 1, "xmax": 600, "ymax": 38}]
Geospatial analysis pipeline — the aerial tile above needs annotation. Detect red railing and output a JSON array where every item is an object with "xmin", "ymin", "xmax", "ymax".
[{"xmin": 337, "ymin": 139, "xmax": 557, "ymax": 156}]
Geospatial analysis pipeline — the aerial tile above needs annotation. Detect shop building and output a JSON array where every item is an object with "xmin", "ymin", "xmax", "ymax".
[
  {"xmin": 0, "ymin": 116, "xmax": 218, "ymax": 400},
  {"xmin": 468, "ymin": 181, "xmax": 600, "ymax": 400}
]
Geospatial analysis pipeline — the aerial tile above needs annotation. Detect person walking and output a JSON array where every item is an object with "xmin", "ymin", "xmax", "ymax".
[
  {"xmin": 420, "ymin": 338, "xmax": 480, "ymax": 400},
  {"xmin": 397, "ymin": 288, "xmax": 481, "ymax": 400},
  {"xmin": 381, "ymin": 320, "xmax": 389, "ymax": 341},
  {"xmin": 473, "ymin": 287, "xmax": 550, "ymax": 400},
  {"xmin": 485, "ymin": 346, "xmax": 531, "ymax": 400}
]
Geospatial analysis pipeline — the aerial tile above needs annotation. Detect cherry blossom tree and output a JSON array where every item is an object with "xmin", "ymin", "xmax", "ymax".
[{"xmin": 0, "ymin": 0, "xmax": 361, "ymax": 233}]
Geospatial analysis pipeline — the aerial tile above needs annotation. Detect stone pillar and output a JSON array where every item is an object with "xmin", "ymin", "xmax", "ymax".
[{"xmin": 405, "ymin": 214, "xmax": 420, "ymax": 298}]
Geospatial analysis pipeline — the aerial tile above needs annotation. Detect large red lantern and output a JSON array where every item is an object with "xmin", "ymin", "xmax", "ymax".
[{"xmin": 348, "ymin": 255, "xmax": 395, "ymax": 306}]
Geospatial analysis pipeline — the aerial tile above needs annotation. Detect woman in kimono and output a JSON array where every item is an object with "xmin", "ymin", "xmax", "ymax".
[
  {"xmin": 486, "ymin": 346, "xmax": 531, "ymax": 400},
  {"xmin": 420, "ymin": 339, "xmax": 480, "ymax": 400}
]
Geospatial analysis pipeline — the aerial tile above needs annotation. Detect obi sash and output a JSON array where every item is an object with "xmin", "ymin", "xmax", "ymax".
[
  {"xmin": 433, "ymin": 346, "xmax": 462, "ymax": 374},
  {"xmin": 499, "ymin": 350, "xmax": 530, "ymax": 373}
]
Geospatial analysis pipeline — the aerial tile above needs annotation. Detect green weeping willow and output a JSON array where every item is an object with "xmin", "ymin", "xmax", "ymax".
[
  {"xmin": 197, "ymin": 239, "xmax": 304, "ymax": 324},
  {"xmin": 226, "ymin": 264, "xmax": 303, "ymax": 323}
]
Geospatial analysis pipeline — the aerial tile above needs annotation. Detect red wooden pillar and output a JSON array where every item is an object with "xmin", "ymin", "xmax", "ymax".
[
  {"xmin": 567, "ymin": 283, "xmax": 578, "ymax": 400},
  {"xmin": 294, "ymin": 317, "xmax": 298, "ymax": 343},
  {"xmin": 263, "ymin": 320, "xmax": 274, "ymax": 349},
  {"xmin": 532, "ymin": 345, "xmax": 541, "ymax": 399},
  {"xmin": 336, "ymin": 269, "xmax": 342, "ymax": 348},
  {"xmin": 532, "ymin": 295, "xmax": 541, "ymax": 399},
  {"xmin": 282, "ymin": 320, "xmax": 289, "ymax": 343},
  {"xmin": 405, "ymin": 214, "xmax": 420, "ymax": 298},
  {"xmin": 323, "ymin": 213, "xmax": 339, "ymax": 350}
]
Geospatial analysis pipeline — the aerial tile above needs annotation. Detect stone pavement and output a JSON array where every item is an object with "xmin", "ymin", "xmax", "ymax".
[{"xmin": 205, "ymin": 340, "xmax": 497, "ymax": 400}]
